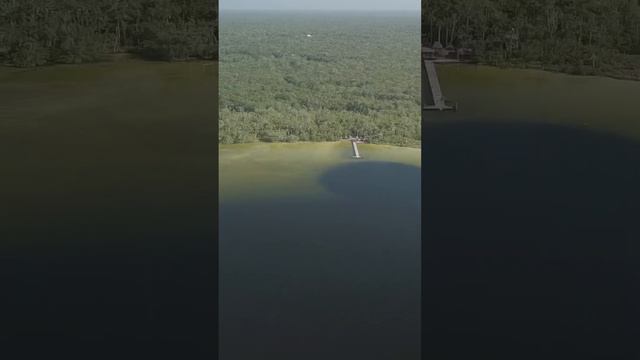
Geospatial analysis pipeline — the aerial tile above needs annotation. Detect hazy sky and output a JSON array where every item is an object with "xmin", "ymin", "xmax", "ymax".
[{"xmin": 220, "ymin": 0, "xmax": 419, "ymax": 11}]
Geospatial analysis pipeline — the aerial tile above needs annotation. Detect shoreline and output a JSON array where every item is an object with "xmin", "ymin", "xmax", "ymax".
[
  {"xmin": 9, "ymin": 53, "xmax": 637, "ymax": 82},
  {"xmin": 0, "ymin": 52, "xmax": 218, "ymax": 70},
  {"xmin": 477, "ymin": 60, "xmax": 640, "ymax": 82},
  {"xmin": 433, "ymin": 59, "xmax": 640, "ymax": 83},
  {"xmin": 219, "ymin": 140, "xmax": 422, "ymax": 149}
]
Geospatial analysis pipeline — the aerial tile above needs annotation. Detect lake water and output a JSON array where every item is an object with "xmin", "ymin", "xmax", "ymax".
[
  {"xmin": 423, "ymin": 65, "xmax": 640, "ymax": 359},
  {"xmin": 2, "ymin": 58, "xmax": 638, "ymax": 359},
  {"xmin": 432, "ymin": 64, "xmax": 640, "ymax": 139},
  {"xmin": 0, "ymin": 61, "xmax": 218, "ymax": 357},
  {"xmin": 219, "ymin": 142, "xmax": 421, "ymax": 359}
]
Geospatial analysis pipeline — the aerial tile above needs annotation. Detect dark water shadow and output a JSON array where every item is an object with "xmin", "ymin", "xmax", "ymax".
[
  {"xmin": 0, "ymin": 61, "xmax": 218, "ymax": 358},
  {"xmin": 320, "ymin": 161, "xmax": 421, "ymax": 206},
  {"xmin": 0, "ymin": 201, "xmax": 218, "ymax": 358},
  {"xmin": 0, "ymin": 142, "xmax": 218, "ymax": 358},
  {"xmin": 422, "ymin": 121, "xmax": 640, "ymax": 359},
  {"xmin": 219, "ymin": 161, "xmax": 420, "ymax": 360}
]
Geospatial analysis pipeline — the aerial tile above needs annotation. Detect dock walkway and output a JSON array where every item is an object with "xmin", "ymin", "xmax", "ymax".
[
  {"xmin": 346, "ymin": 137, "xmax": 365, "ymax": 159},
  {"xmin": 423, "ymin": 60, "xmax": 455, "ymax": 111}
]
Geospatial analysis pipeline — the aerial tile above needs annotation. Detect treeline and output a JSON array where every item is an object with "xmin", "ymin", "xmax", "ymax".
[
  {"xmin": 219, "ymin": 107, "xmax": 420, "ymax": 146},
  {"xmin": 0, "ymin": 0, "xmax": 217, "ymax": 67},
  {"xmin": 423, "ymin": 0, "xmax": 640, "ymax": 77}
]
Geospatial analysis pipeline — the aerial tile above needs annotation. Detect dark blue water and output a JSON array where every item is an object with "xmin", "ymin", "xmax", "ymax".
[
  {"xmin": 220, "ymin": 161, "xmax": 421, "ymax": 359},
  {"xmin": 422, "ymin": 121, "xmax": 640, "ymax": 359}
]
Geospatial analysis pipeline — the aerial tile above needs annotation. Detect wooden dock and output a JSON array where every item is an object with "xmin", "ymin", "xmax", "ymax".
[
  {"xmin": 423, "ymin": 60, "xmax": 455, "ymax": 111},
  {"xmin": 346, "ymin": 137, "xmax": 365, "ymax": 159}
]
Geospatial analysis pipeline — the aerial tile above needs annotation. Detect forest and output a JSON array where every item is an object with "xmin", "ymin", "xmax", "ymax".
[
  {"xmin": 219, "ymin": 12, "xmax": 421, "ymax": 146},
  {"xmin": 423, "ymin": 0, "xmax": 640, "ymax": 79},
  {"xmin": 0, "ymin": 0, "xmax": 218, "ymax": 67}
]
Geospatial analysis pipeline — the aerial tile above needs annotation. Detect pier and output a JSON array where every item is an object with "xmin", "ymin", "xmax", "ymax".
[
  {"xmin": 422, "ymin": 43, "xmax": 470, "ymax": 112},
  {"xmin": 423, "ymin": 59, "xmax": 456, "ymax": 111},
  {"xmin": 346, "ymin": 137, "xmax": 366, "ymax": 158}
]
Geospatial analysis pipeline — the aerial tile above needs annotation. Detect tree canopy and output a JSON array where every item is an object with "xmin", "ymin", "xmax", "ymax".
[
  {"xmin": 423, "ymin": 0, "xmax": 640, "ymax": 78},
  {"xmin": 0, "ymin": 0, "xmax": 218, "ymax": 67},
  {"xmin": 219, "ymin": 12, "xmax": 421, "ymax": 146}
]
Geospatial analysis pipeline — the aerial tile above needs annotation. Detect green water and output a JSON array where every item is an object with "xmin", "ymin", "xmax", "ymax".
[
  {"xmin": 0, "ymin": 61, "xmax": 218, "ymax": 355},
  {"xmin": 432, "ymin": 64, "xmax": 640, "ymax": 140},
  {"xmin": 219, "ymin": 141, "xmax": 420, "ymax": 202},
  {"xmin": 1, "ymin": 61, "xmax": 217, "ymax": 241}
]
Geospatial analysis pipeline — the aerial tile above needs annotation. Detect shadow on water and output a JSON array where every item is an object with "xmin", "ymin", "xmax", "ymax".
[
  {"xmin": 1, "ymin": 173, "xmax": 218, "ymax": 359},
  {"xmin": 320, "ymin": 161, "xmax": 421, "ymax": 206},
  {"xmin": 220, "ymin": 161, "xmax": 420, "ymax": 360},
  {"xmin": 422, "ymin": 121, "xmax": 640, "ymax": 360},
  {"xmin": 0, "ymin": 63, "xmax": 218, "ymax": 358}
]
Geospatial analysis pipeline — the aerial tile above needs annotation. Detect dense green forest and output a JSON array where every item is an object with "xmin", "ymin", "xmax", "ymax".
[
  {"xmin": 423, "ymin": 0, "xmax": 640, "ymax": 79},
  {"xmin": 0, "ymin": 0, "xmax": 218, "ymax": 67},
  {"xmin": 219, "ymin": 12, "xmax": 421, "ymax": 146}
]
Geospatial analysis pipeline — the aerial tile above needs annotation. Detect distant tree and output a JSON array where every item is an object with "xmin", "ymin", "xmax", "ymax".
[
  {"xmin": 423, "ymin": 0, "xmax": 640, "ymax": 74},
  {"xmin": 0, "ymin": 0, "xmax": 218, "ymax": 67}
]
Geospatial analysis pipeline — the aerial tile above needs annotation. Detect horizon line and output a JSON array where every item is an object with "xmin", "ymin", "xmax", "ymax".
[{"xmin": 220, "ymin": 8, "xmax": 419, "ymax": 12}]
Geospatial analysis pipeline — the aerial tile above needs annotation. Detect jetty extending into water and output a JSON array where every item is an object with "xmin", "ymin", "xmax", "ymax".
[
  {"xmin": 422, "ymin": 44, "xmax": 473, "ymax": 111},
  {"xmin": 423, "ymin": 59, "xmax": 456, "ymax": 111},
  {"xmin": 346, "ymin": 137, "xmax": 366, "ymax": 158}
]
